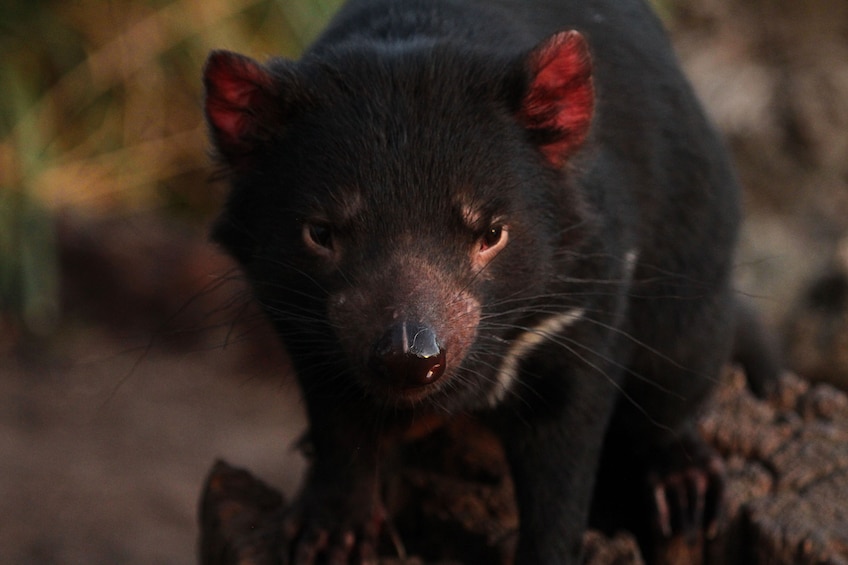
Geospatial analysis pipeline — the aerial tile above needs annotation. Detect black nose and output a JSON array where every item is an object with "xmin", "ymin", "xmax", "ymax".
[{"xmin": 369, "ymin": 321, "xmax": 446, "ymax": 388}]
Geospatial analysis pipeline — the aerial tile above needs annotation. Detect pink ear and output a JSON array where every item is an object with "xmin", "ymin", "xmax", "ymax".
[
  {"xmin": 203, "ymin": 50, "xmax": 278, "ymax": 166},
  {"xmin": 519, "ymin": 31, "xmax": 594, "ymax": 168}
]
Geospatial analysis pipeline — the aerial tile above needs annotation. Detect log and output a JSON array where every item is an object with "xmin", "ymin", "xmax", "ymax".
[
  {"xmin": 198, "ymin": 369, "xmax": 848, "ymax": 564},
  {"xmin": 700, "ymin": 369, "xmax": 848, "ymax": 565}
]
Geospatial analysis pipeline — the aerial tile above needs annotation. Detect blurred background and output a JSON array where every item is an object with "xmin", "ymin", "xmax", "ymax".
[{"xmin": 1, "ymin": 0, "xmax": 847, "ymax": 563}]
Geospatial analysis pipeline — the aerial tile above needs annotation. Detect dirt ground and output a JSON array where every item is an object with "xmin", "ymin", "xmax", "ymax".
[{"xmin": 1, "ymin": 312, "xmax": 308, "ymax": 564}]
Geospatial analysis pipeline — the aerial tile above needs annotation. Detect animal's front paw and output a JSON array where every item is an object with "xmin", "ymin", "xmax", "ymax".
[
  {"xmin": 648, "ymin": 435, "xmax": 725, "ymax": 541},
  {"xmin": 280, "ymin": 484, "xmax": 384, "ymax": 565}
]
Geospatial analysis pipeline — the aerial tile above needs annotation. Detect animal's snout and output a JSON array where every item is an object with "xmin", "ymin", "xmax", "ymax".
[{"xmin": 369, "ymin": 321, "xmax": 446, "ymax": 388}]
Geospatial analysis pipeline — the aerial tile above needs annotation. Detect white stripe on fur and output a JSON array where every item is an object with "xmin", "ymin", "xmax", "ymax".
[{"xmin": 489, "ymin": 307, "xmax": 586, "ymax": 406}]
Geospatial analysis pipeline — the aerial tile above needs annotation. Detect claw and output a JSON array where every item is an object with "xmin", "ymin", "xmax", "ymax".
[
  {"xmin": 652, "ymin": 476, "xmax": 673, "ymax": 537},
  {"xmin": 647, "ymin": 438, "xmax": 726, "ymax": 542},
  {"xmin": 704, "ymin": 456, "xmax": 726, "ymax": 539},
  {"xmin": 278, "ymin": 495, "xmax": 385, "ymax": 565},
  {"xmin": 689, "ymin": 468, "xmax": 708, "ymax": 536}
]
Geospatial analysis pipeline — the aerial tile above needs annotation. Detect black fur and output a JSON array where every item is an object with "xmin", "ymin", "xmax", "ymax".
[{"xmin": 204, "ymin": 1, "xmax": 770, "ymax": 563}]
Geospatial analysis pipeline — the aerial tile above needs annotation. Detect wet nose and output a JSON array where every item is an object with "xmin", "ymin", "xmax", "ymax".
[{"xmin": 369, "ymin": 321, "xmax": 446, "ymax": 388}]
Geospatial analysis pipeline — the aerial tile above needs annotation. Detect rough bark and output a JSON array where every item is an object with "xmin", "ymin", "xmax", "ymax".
[{"xmin": 198, "ymin": 369, "xmax": 848, "ymax": 565}]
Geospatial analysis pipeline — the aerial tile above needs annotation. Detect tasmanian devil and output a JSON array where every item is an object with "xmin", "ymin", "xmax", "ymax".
[{"xmin": 202, "ymin": 0, "xmax": 778, "ymax": 563}]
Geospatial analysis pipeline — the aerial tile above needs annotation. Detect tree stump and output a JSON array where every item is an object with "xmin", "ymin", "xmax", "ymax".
[{"xmin": 198, "ymin": 369, "xmax": 848, "ymax": 564}]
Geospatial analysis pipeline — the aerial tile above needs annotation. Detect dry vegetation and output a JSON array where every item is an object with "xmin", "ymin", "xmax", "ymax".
[{"xmin": 1, "ymin": 0, "xmax": 342, "ymax": 337}]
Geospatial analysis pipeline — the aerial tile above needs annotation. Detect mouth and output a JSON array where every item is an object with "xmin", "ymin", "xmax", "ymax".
[{"xmin": 362, "ymin": 366, "xmax": 450, "ymax": 406}]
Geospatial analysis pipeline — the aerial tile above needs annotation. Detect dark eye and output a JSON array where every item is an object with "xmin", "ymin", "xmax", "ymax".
[
  {"xmin": 473, "ymin": 224, "xmax": 509, "ymax": 268},
  {"xmin": 303, "ymin": 222, "xmax": 333, "ymax": 254},
  {"xmin": 480, "ymin": 225, "xmax": 505, "ymax": 251}
]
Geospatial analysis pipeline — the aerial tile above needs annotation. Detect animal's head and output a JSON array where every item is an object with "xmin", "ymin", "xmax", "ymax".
[{"xmin": 203, "ymin": 31, "xmax": 594, "ymax": 410}]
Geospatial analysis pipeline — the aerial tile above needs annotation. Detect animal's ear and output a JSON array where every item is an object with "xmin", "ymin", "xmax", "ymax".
[
  {"xmin": 518, "ymin": 30, "xmax": 594, "ymax": 168},
  {"xmin": 203, "ymin": 50, "xmax": 283, "ymax": 168}
]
